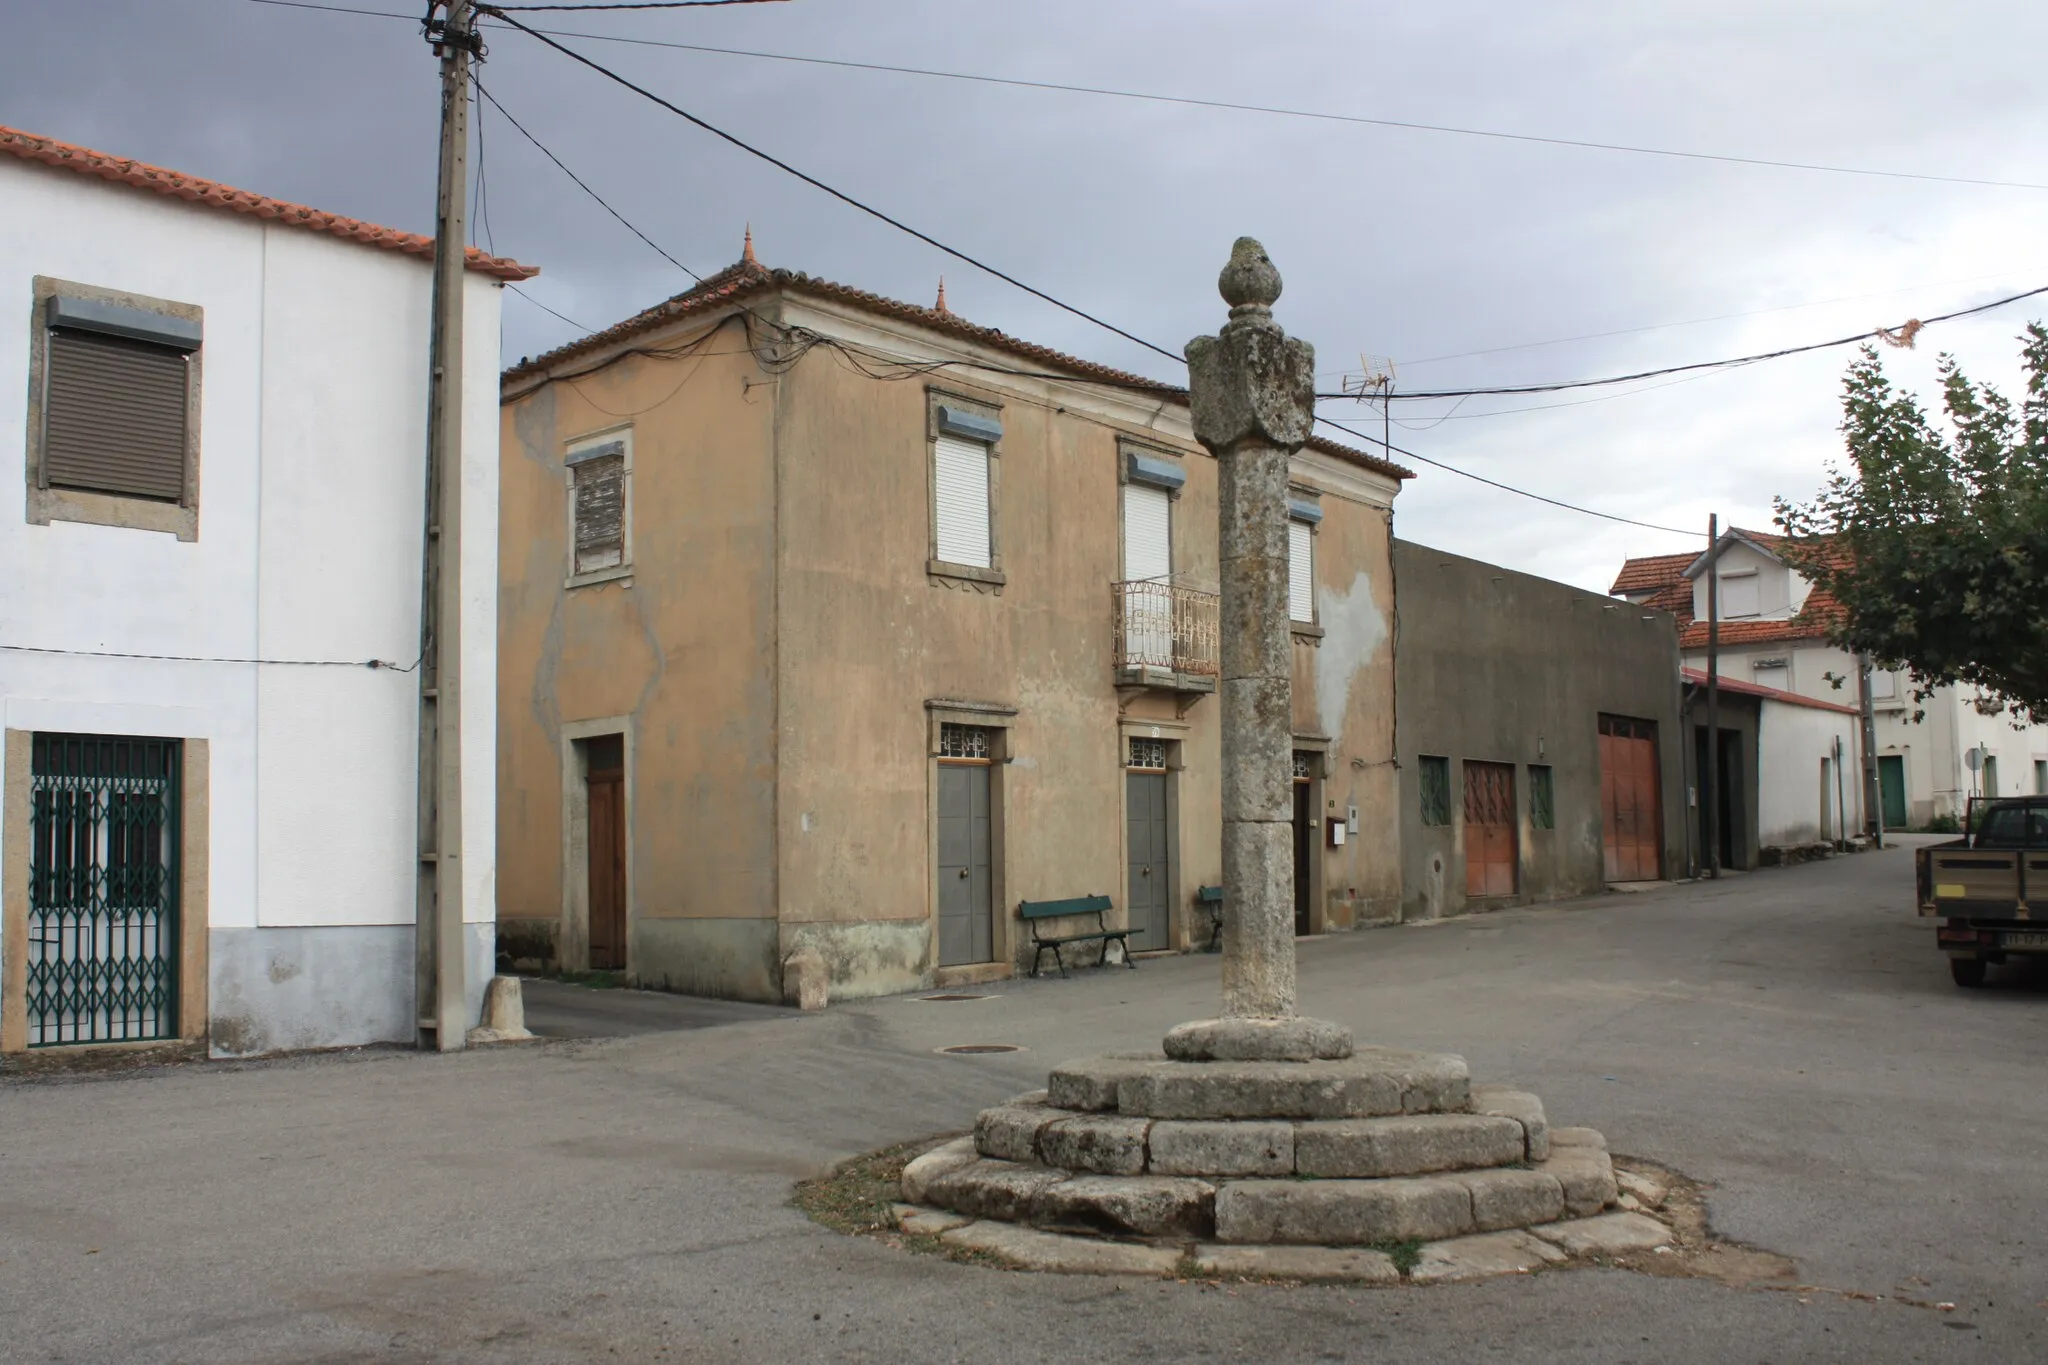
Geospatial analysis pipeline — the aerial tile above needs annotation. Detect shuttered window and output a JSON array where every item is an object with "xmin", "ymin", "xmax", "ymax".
[
  {"xmin": 1122, "ymin": 482, "xmax": 1171, "ymax": 582},
  {"xmin": 568, "ymin": 436, "xmax": 629, "ymax": 576},
  {"xmin": 933, "ymin": 433, "xmax": 992, "ymax": 568},
  {"xmin": 1287, "ymin": 518, "xmax": 1314, "ymax": 622},
  {"xmin": 43, "ymin": 330, "xmax": 190, "ymax": 502}
]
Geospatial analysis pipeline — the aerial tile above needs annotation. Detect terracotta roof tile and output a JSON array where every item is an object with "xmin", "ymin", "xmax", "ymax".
[
  {"xmin": 0, "ymin": 124, "xmax": 537, "ymax": 281},
  {"xmin": 1610, "ymin": 551, "xmax": 1695, "ymax": 595},
  {"xmin": 502, "ymin": 256, "xmax": 1412, "ymax": 483},
  {"xmin": 1614, "ymin": 533, "xmax": 1846, "ymax": 649}
]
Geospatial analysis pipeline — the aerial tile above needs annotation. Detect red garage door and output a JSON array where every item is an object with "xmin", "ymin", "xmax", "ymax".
[{"xmin": 1600, "ymin": 715, "xmax": 1661, "ymax": 882}]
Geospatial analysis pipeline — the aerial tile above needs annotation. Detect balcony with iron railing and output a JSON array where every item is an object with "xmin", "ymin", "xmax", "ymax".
[{"xmin": 1111, "ymin": 579, "xmax": 1219, "ymax": 696}]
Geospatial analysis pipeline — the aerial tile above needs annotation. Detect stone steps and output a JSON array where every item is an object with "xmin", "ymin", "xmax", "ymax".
[{"xmin": 1048, "ymin": 1048, "xmax": 1471, "ymax": 1121}]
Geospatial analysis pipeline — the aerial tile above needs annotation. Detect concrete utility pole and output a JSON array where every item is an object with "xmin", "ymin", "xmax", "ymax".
[
  {"xmin": 1704, "ymin": 514, "xmax": 1720, "ymax": 878},
  {"xmin": 1160, "ymin": 239, "xmax": 1349, "ymax": 1066},
  {"xmin": 416, "ymin": 0, "xmax": 475, "ymax": 1051},
  {"xmin": 1858, "ymin": 653, "xmax": 1883, "ymax": 847}
]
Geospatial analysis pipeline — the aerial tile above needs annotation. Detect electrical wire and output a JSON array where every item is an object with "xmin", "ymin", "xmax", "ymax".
[
  {"xmin": 488, "ymin": 0, "xmax": 787, "ymax": 9},
  {"xmin": 0, "ymin": 643, "xmax": 418, "ymax": 669},
  {"xmin": 477, "ymin": 7, "xmax": 1188, "ymax": 363},
  {"xmin": 471, "ymin": 74, "xmax": 701, "ymax": 281},
  {"xmin": 237, "ymin": 1, "xmax": 2048, "ymax": 194},
  {"xmin": 508, "ymin": 282, "xmax": 592, "ymax": 331}
]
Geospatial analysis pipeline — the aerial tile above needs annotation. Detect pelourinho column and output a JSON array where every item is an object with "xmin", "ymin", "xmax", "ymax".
[{"xmin": 1166, "ymin": 238, "xmax": 1353, "ymax": 1064}]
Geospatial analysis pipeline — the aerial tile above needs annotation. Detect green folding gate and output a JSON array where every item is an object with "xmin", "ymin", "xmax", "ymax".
[{"xmin": 27, "ymin": 734, "xmax": 181, "ymax": 1046}]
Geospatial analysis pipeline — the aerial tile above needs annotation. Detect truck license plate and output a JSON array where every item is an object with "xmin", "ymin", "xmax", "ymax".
[{"xmin": 2002, "ymin": 932, "xmax": 2048, "ymax": 950}]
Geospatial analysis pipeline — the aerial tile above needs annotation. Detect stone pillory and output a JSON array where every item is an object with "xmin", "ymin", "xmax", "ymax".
[{"xmin": 898, "ymin": 243, "xmax": 1649, "ymax": 1274}]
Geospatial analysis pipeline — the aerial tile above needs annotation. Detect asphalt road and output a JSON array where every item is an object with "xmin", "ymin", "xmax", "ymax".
[{"xmin": 4, "ymin": 839, "xmax": 2044, "ymax": 1364}]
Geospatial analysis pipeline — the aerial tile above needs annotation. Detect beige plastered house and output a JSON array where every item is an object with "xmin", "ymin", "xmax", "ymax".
[{"xmin": 496, "ymin": 248, "xmax": 1411, "ymax": 1003}]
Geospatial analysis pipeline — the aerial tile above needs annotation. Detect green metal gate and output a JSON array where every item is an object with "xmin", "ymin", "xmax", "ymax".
[{"xmin": 27, "ymin": 734, "xmax": 181, "ymax": 1046}]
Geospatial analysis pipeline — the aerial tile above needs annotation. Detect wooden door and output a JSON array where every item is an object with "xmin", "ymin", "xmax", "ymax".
[
  {"xmin": 1879, "ymin": 755, "xmax": 1907, "ymax": 830},
  {"xmin": 1463, "ymin": 761, "xmax": 1517, "ymax": 898},
  {"xmin": 1600, "ymin": 716, "xmax": 1661, "ymax": 882},
  {"xmin": 585, "ymin": 735, "xmax": 627, "ymax": 972},
  {"xmin": 1292, "ymin": 779, "xmax": 1313, "ymax": 935},
  {"xmin": 1125, "ymin": 769, "xmax": 1170, "ymax": 952},
  {"xmin": 937, "ymin": 762, "xmax": 994, "ymax": 966}
]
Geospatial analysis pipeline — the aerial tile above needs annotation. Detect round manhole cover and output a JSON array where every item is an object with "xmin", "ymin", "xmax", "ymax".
[
  {"xmin": 921, "ymin": 993, "xmax": 986, "ymax": 1002},
  {"xmin": 937, "ymin": 1044, "xmax": 1023, "ymax": 1055}
]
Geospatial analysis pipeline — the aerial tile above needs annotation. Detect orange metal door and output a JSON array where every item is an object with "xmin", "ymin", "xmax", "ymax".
[
  {"xmin": 1600, "ymin": 716, "xmax": 1661, "ymax": 882},
  {"xmin": 1463, "ymin": 761, "xmax": 1517, "ymax": 898}
]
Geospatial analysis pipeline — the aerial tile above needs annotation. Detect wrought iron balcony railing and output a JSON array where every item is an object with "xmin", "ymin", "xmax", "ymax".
[{"xmin": 1112, "ymin": 579, "xmax": 1220, "ymax": 684}]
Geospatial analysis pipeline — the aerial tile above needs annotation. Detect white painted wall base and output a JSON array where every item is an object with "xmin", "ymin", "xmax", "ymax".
[{"xmin": 207, "ymin": 924, "xmax": 493, "ymax": 1058}]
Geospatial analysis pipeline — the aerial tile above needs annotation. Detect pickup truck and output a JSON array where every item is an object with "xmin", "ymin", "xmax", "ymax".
[{"xmin": 1918, "ymin": 795, "xmax": 2048, "ymax": 986}]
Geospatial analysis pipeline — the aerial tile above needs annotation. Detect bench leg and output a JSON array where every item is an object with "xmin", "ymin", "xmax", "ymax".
[
  {"xmin": 1054, "ymin": 944, "xmax": 1069, "ymax": 979},
  {"xmin": 1030, "ymin": 942, "xmax": 1048, "ymax": 979}
]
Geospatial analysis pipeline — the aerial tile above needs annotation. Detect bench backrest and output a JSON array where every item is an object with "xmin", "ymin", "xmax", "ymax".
[
  {"xmin": 1018, "ymin": 894, "xmax": 1113, "ymax": 921},
  {"xmin": 1195, "ymin": 884, "xmax": 1223, "ymax": 903}
]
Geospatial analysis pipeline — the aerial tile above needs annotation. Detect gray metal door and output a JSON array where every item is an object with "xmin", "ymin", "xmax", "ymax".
[
  {"xmin": 937, "ymin": 763, "xmax": 993, "ymax": 966},
  {"xmin": 1126, "ymin": 770, "xmax": 1170, "ymax": 952}
]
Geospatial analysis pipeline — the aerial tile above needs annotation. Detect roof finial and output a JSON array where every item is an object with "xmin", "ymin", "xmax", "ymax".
[
  {"xmin": 934, "ymin": 276, "xmax": 949, "ymax": 314},
  {"xmin": 742, "ymin": 223, "xmax": 757, "ymax": 266}
]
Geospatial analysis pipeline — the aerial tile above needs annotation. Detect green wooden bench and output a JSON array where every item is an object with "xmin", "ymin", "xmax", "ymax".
[
  {"xmin": 1019, "ymin": 894, "xmax": 1138, "ymax": 978},
  {"xmin": 1196, "ymin": 884, "xmax": 1224, "ymax": 953}
]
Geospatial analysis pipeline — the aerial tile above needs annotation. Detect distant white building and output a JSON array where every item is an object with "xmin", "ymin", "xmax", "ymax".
[
  {"xmin": 1614, "ymin": 528, "xmax": 2047, "ymax": 836},
  {"xmin": 0, "ymin": 125, "xmax": 529, "ymax": 1057}
]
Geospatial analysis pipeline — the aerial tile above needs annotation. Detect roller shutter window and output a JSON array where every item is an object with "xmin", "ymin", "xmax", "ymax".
[
  {"xmin": 44, "ymin": 330, "xmax": 190, "ymax": 502},
  {"xmin": 1287, "ymin": 518, "xmax": 1314, "ymax": 622},
  {"xmin": 1122, "ymin": 481, "xmax": 1171, "ymax": 582},
  {"xmin": 933, "ymin": 432, "xmax": 992, "ymax": 568},
  {"xmin": 573, "ymin": 452, "xmax": 626, "ymax": 573}
]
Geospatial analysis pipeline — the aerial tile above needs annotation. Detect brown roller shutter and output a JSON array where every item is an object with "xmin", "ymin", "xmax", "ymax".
[
  {"xmin": 573, "ymin": 453, "xmax": 625, "ymax": 572},
  {"xmin": 44, "ymin": 330, "xmax": 189, "ymax": 502}
]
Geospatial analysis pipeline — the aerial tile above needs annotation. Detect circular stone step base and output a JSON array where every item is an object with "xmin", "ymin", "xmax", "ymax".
[
  {"xmin": 1048, "ymin": 1048, "xmax": 1471, "ymax": 1122},
  {"xmin": 1162, "ymin": 1016, "xmax": 1355, "ymax": 1062}
]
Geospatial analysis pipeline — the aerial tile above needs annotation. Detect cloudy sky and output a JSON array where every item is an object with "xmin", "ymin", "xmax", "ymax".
[{"xmin": 11, "ymin": 0, "xmax": 2047, "ymax": 590}]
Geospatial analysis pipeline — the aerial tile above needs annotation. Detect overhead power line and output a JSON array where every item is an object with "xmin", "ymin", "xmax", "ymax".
[
  {"xmin": 0, "ymin": 643, "xmax": 418, "ymax": 668},
  {"xmin": 481, "ymin": 8, "xmax": 1186, "ymax": 363},
  {"xmin": 489, "ymin": 0, "xmax": 788, "ymax": 9},
  {"xmin": 235, "ymin": 1, "xmax": 2048, "ymax": 193}
]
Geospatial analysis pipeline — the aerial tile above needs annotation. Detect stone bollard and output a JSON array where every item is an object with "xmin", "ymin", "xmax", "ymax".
[
  {"xmin": 783, "ymin": 948, "xmax": 829, "ymax": 1012},
  {"xmin": 466, "ymin": 975, "xmax": 535, "ymax": 1044}
]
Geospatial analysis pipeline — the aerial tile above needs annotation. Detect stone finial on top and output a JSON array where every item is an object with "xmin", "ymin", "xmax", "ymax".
[
  {"xmin": 934, "ymin": 277, "xmax": 951, "ymax": 314},
  {"xmin": 1186, "ymin": 238, "xmax": 1316, "ymax": 456},
  {"xmin": 1218, "ymin": 236, "xmax": 1282, "ymax": 317},
  {"xmin": 742, "ymin": 224, "xmax": 758, "ymax": 265}
]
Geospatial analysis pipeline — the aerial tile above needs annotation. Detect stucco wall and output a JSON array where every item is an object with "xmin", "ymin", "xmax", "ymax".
[
  {"xmin": 1396, "ymin": 540, "xmax": 1686, "ymax": 919},
  {"xmin": 496, "ymin": 317, "xmax": 779, "ymax": 997},
  {"xmin": 1755, "ymin": 698, "xmax": 1858, "ymax": 848},
  {"xmin": 0, "ymin": 158, "xmax": 500, "ymax": 1053}
]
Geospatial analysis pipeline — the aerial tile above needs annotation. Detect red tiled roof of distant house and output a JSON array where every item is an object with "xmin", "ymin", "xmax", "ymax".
[
  {"xmin": 1612, "ymin": 529, "xmax": 1847, "ymax": 649},
  {"xmin": 0, "ymin": 125, "xmax": 537, "ymax": 281},
  {"xmin": 501, "ymin": 254, "xmax": 1412, "ymax": 483},
  {"xmin": 1682, "ymin": 668, "xmax": 1859, "ymax": 715}
]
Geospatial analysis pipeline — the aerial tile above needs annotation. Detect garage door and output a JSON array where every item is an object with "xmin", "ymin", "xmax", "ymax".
[{"xmin": 1600, "ymin": 715, "xmax": 1661, "ymax": 882}]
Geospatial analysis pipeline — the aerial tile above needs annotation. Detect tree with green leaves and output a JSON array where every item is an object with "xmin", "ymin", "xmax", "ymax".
[{"xmin": 1775, "ymin": 324, "xmax": 2048, "ymax": 724}]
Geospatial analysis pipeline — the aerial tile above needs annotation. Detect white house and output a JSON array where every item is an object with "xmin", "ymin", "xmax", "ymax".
[
  {"xmin": 0, "ymin": 126, "xmax": 527, "ymax": 1057},
  {"xmin": 1614, "ymin": 527, "xmax": 2048, "ymax": 836}
]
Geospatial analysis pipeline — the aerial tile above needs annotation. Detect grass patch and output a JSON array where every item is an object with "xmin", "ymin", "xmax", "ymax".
[
  {"xmin": 1373, "ymin": 1238, "xmax": 1425, "ymax": 1275},
  {"xmin": 791, "ymin": 1139, "xmax": 928, "ymax": 1236}
]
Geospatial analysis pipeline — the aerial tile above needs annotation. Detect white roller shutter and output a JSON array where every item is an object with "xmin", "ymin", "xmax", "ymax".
[
  {"xmin": 933, "ymin": 433, "xmax": 992, "ymax": 567},
  {"xmin": 1122, "ymin": 482, "xmax": 1171, "ymax": 582},
  {"xmin": 1288, "ymin": 518, "xmax": 1314, "ymax": 622}
]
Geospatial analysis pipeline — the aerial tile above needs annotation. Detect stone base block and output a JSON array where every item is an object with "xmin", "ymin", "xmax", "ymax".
[
  {"xmin": 1469, "ymin": 1085, "xmax": 1550, "ymax": 1162},
  {"xmin": 894, "ymin": 1204, "xmax": 974, "ymax": 1236},
  {"xmin": 1531, "ymin": 1211, "xmax": 1674, "ymax": 1256},
  {"xmin": 1214, "ymin": 1176, "xmax": 1474, "ymax": 1245},
  {"xmin": 1536, "ymin": 1146, "xmax": 1618, "ymax": 1217},
  {"xmin": 1033, "ymin": 1174, "xmax": 1216, "ymax": 1239},
  {"xmin": 1040, "ymin": 1114, "xmax": 1151, "ymax": 1176},
  {"xmin": 923, "ymin": 1158, "xmax": 1068, "ymax": 1222},
  {"xmin": 975, "ymin": 1100, "xmax": 1056, "ymax": 1164},
  {"xmin": 1115, "ymin": 1048, "xmax": 1470, "ymax": 1121},
  {"xmin": 1294, "ymin": 1113, "xmax": 1525, "ymax": 1179},
  {"xmin": 1192, "ymin": 1244, "xmax": 1401, "ymax": 1284},
  {"xmin": 1408, "ymin": 1230, "xmax": 1567, "ymax": 1283},
  {"xmin": 901, "ymin": 1136, "xmax": 977, "ymax": 1204},
  {"xmin": 1616, "ymin": 1170, "xmax": 1670, "ymax": 1210},
  {"xmin": 1162, "ymin": 1016, "xmax": 1355, "ymax": 1063},
  {"xmin": 1460, "ymin": 1169, "xmax": 1565, "ymax": 1231},
  {"xmin": 1550, "ymin": 1126, "xmax": 1606, "ymax": 1150},
  {"xmin": 1047, "ymin": 1054, "xmax": 1156, "ymax": 1112},
  {"xmin": 1148, "ymin": 1119, "xmax": 1295, "ymax": 1176},
  {"xmin": 941, "ymin": 1221, "xmax": 1182, "ymax": 1276}
]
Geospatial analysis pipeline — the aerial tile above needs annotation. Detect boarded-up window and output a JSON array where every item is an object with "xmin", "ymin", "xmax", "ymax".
[
  {"xmin": 934, "ymin": 433, "xmax": 992, "ymax": 568},
  {"xmin": 44, "ymin": 330, "xmax": 190, "ymax": 502},
  {"xmin": 1287, "ymin": 518, "xmax": 1314, "ymax": 622},
  {"xmin": 568, "ymin": 438, "xmax": 627, "ymax": 575}
]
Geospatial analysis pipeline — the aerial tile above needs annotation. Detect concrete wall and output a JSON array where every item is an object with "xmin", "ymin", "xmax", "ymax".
[
  {"xmin": 0, "ymin": 158, "xmax": 500, "ymax": 1055},
  {"xmin": 1679, "ymin": 688, "xmax": 1762, "ymax": 872},
  {"xmin": 1755, "ymin": 699, "xmax": 1859, "ymax": 848},
  {"xmin": 1396, "ymin": 540, "xmax": 1686, "ymax": 920},
  {"xmin": 497, "ymin": 286, "xmax": 1404, "ymax": 1002}
]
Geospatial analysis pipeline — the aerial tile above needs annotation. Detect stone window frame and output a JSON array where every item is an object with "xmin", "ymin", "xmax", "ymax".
[
  {"xmin": 925, "ymin": 388, "xmax": 1005, "ymax": 591},
  {"xmin": 25, "ymin": 276, "xmax": 203, "ymax": 542},
  {"xmin": 564, "ymin": 424, "xmax": 634, "ymax": 590}
]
